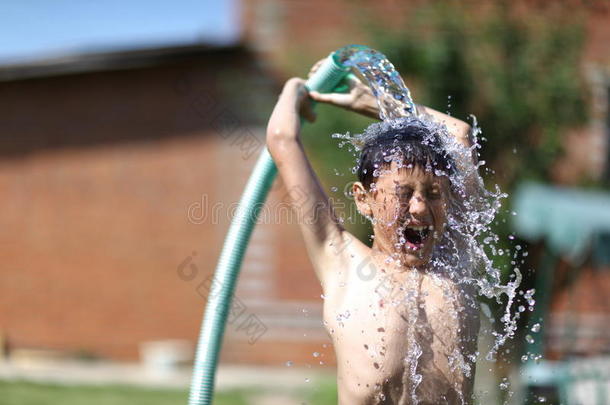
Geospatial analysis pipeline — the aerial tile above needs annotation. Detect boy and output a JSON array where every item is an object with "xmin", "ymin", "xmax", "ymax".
[{"xmin": 266, "ymin": 69, "xmax": 480, "ymax": 404}]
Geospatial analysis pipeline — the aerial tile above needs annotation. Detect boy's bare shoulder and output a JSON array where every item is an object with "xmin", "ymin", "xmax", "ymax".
[{"xmin": 316, "ymin": 230, "xmax": 372, "ymax": 293}]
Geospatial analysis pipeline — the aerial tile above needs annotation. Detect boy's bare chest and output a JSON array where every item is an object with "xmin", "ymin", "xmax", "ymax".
[
  {"xmin": 326, "ymin": 258, "xmax": 469, "ymax": 326},
  {"xmin": 322, "ymin": 263, "xmax": 478, "ymax": 403},
  {"xmin": 324, "ymin": 271, "xmax": 469, "ymax": 356}
]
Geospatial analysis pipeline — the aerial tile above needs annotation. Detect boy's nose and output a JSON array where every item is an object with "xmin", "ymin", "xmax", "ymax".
[{"xmin": 409, "ymin": 194, "xmax": 428, "ymax": 217}]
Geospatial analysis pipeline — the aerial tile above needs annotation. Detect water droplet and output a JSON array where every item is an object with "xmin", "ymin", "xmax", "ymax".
[
  {"xmin": 285, "ymin": 360, "xmax": 293, "ymax": 367},
  {"xmin": 336, "ymin": 310, "xmax": 351, "ymax": 323}
]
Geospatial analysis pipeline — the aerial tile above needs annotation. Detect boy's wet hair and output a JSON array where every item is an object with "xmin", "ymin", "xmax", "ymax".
[{"xmin": 355, "ymin": 118, "xmax": 455, "ymax": 190}]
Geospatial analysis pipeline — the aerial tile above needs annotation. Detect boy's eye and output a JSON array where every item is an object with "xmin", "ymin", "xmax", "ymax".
[
  {"xmin": 395, "ymin": 188, "xmax": 412, "ymax": 199},
  {"xmin": 427, "ymin": 188, "xmax": 442, "ymax": 199}
]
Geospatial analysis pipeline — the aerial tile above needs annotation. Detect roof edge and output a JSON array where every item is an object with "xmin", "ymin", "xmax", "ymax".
[{"xmin": 0, "ymin": 43, "xmax": 247, "ymax": 82}]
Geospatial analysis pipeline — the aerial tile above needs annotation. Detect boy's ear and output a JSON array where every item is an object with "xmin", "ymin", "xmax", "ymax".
[{"xmin": 352, "ymin": 181, "xmax": 373, "ymax": 218}]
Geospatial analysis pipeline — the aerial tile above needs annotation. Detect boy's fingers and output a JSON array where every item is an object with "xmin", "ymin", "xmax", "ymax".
[
  {"xmin": 309, "ymin": 91, "xmax": 335, "ymax": 103},
  {"xmin": 310, "ymin": 91, "xmax": 352, "ymax": 107}
]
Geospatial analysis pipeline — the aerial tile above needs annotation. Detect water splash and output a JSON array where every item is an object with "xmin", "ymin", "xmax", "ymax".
[
  {"xmin": 334, "ymin": 45, "xmax": 416, "ymax": 120},
  {"xmin": 332, "ymin": 45, "xmax": 524, "ymax": 402}
]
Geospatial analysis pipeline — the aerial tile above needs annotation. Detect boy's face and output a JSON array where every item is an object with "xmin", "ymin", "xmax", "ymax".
[{"xmin": 355, "ymin": 161, "xmax": 449, "ymax": 268}]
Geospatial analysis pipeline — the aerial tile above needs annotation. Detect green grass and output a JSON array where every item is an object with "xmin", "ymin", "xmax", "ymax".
[
  {"xmin": 304, "ymin": 378, "xmax": 338, "ymax": 404},
  {"xmin": 0, "ymin": 379, "xmax": 338, "ymax": 405},
  {"xmin": 0, "ymin": 380, "xmax": 250, "ymax": 405}
]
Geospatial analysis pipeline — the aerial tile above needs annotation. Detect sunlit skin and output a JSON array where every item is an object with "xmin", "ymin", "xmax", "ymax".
[
  {"xmin": 266, "ymin": 75, "xmax": 479, "ymax": 404},
  {"xmin": 353, "ymin": 162, "xmax": 450, "ymax": 270}
]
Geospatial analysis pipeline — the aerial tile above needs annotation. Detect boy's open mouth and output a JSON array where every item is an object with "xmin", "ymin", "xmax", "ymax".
[{"xmin": 402, "ymin": 225, "xmax": 431, "ymax": 250}]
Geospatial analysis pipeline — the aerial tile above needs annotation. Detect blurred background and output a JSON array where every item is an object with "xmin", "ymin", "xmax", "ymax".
[{"xmin": 0, "ymin": 0, "xmax": 609, "ymax": 404}]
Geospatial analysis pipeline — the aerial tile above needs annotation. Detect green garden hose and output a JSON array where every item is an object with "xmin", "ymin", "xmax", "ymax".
[{"xmin": 187, "ymin": 50, "xmax": 353, "ymax": 405}]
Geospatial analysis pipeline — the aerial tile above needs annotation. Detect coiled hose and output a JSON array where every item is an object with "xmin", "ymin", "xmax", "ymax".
[{"xmin": 187, "ymin": 51, "xmax": 351, "ymax": 405}]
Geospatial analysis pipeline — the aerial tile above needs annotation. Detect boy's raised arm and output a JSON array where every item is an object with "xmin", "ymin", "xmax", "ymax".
[
  {"xmin": 309, "ymin": 76, "xmax": 473, "ymax": 152},
  {"xmin": 309, "ymin": 75, "xmax": 479, "ymax": 191},
  {"xmin": 415, "ymin": 105, "xmax": 472, "ymax": 150},
  {"xmin": 266, "ymin": 78, "xmax": 347, "ymax": 288},
  {"xmin": 307, "ymin": 58, "xmax": 474, "ymax": 157}
]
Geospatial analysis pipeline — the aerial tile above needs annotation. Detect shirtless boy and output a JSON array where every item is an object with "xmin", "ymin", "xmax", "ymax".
[{"xmin": 266, "ymin": 67, "xmax": 480, "ymax": 404}]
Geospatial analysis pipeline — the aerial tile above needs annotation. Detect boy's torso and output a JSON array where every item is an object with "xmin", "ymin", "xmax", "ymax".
[{"xmin": 322, "ymin": 234, "xmax": 480, "ymax": 404}]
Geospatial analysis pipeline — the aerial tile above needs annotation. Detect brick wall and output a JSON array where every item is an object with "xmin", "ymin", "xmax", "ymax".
[{"xmin": 0, "ymin": 51, "xmax": 334, "ymax": 366}]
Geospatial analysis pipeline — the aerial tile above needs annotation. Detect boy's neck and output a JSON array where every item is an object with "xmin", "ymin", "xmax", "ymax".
[{"xmin": 370, "ymin": 240, "xmax": 424, "ymax": 275}]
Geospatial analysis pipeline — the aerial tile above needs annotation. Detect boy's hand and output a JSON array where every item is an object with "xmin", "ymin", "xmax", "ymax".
[
  {"xmin": 283, "ymin": 77, "xmax": 317, "ymax": 123},
  {"xmin": 268, "ymin": 78, "xmax": 316, "ymax": 143},
  {"xmin": 307, "ymin": 58, "xmax": 380, "ymax": 119}
]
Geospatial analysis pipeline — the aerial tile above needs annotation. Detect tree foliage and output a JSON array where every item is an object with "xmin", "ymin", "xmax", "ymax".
[{"xmin": 368, "ymin": 1, "xmax": 588, "ymax": 185}]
